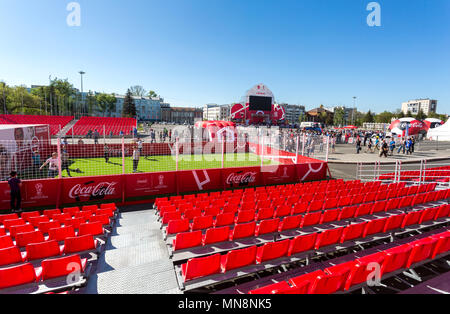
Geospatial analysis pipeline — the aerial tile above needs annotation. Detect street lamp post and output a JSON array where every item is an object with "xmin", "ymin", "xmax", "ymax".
[
  {"xmin": 79, "ymin": 71, "xmax": 85, "ymax": 116},
  {"xmin": 352, "ymin": 96, "xmax": 357, "ymax": 125}
]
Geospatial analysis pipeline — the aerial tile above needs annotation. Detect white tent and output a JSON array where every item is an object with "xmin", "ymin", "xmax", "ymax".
[{"xmin": 427, "ymin": 119, "xmax": 450, "ymax": 141}]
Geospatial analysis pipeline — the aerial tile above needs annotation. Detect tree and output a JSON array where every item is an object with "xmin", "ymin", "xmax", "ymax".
[
  {"xmin": 333, "ymin": 107, "xmax": 346, "ymax": 126},
  {"xmin": 130, "ymin": 85, "xmax": 147, "ymax": 97},
  {"xmin": 375, "ymin": 111, "xmax": 394, "ymax": 123},
  {"xmin": 122, "ymin": 89, "xmax": 136, "ymax": 118},
  {"xmin": 148, "ymin": 90, "xmax": 158, "ymax": 98},
  {"xmin": 415, "ymin": 108, "xmax": 427, "ymax": 121},
  {"xmin": 96, "ymin": 93, "xmax": 117, "ymax": 117},
  {"xmin": 406, "ymin": 110, "xmax": 413, "ymax": 117},
  {"xmin": 363, "ymin": 110, "xmax": 375, "ymax": 123}
]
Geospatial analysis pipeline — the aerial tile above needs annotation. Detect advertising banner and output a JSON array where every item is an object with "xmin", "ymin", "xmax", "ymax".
[
  {"xmin": 125, "ymin": 172, "xmax": 176, "ymax": 198},
  {"xmin": 61, "ymin": 175, "xmax": 122, "ymax": 204}
]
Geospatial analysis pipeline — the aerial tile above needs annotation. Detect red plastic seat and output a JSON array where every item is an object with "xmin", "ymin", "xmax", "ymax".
[
  {"xmin": 256, "ymin": 208, "xmax": 274, "ymax": 221},
  {"xmin": 203, "ymin": 207, "xmax": 220, "ymax": 217},
  {"xmin": 256, "ymin": 240, "xmax": 290, "ymax": 263},
  {"xmin": 41, "ymin": 255, "xmax": 87, "ymax": 281},
  {"xmin": 25, "ymin": 240, "xmax": 62, "ymax": 261},
  {"xmin": 435, "ymin": 204, "xmax": 450, "ymax": 220},
  {"xmin": 214, "ymin": 213, "xmax": 235, "ymax": 228},
  {"xmin": 235, "ymin": 210, "xmax": 255, "ymax": 224},
  {"xmin": 82, "ymin": 205, "xmax": 98, "ymax": 212},
  {"xmin": 89, "ymin": 214, "xmax": 111, "ymax": 227},
  {"xmin": 363, "ymin": 217, "xmax": 388, "ymax": 237},
  {"xmin": 167, "ymin": 219, "xmax": 190, "ymax": 234},
  {"xmin": 43, "ymin": 209, "xmax": 61, "ymax": 219},
  {"xmin": 0, "ymin": 263, "xmax": 39, "ymax": 290},
  {"xmin": 0, "ymin": 246, "xmax": 24, "ymax": 266},
  {"xmin": 230, "ymin": 222, "xmax": 256, "ymax": 240},
  {"xmin": 292, "ymin": 202, "xmax": 308, "ymax": 215},
  {"xmin": 0, "ymin": 235, "xmax": 14, "ymax": 249},
  {"xmin": 20, "ymin": 211, "xmax": 40, "ymax": 222},
  {"xmin": 401, "ymin": 210, "xmax": 423, "ymax": 228},
  {"xmin": 288, "ymin": 270, "xmax": 325, "ymax": 294},
  {"xmin": 15, "ymin": 231, "xmax": 45, "ymax": 248},
  {"xmin": 220, "ymin": 245, "xmax": 257, "ymax": 272},
  {"xmin": 62, "ymin": 207, "xmax": 80, "ymax": 216},
  {"xmin": 381, "ymin": 245, "xmax": 412, "ymax": 275},
  {"xmin": 173, "ymin": 231, "xmax": 203, "ymax": 251},
  {"xmin": 181, "ymin": 254, "xmax": 221, "ymax": 281},
  {"xmin": 78, "ymin": 222, "xmax": 104, "ymax": 237},
  {"xmin": 9, "ymin": 224, "xmax": 35, "ymax": 238},
  {"xmin": 406, "ymin": 237, "xmax": 438, "ymax": 268},
  {"xmin": 64, "ymin": 218, "xmax": 86, "ymax": 230},
  {"xmin": 300, "ymin": 212, "xmax": 322, "ymax": 228},
  {"xmin": 340, "ymin": 222, "xmax": 367, "ymax": 243},
  {"xmin": 3, "ymin": 218, "xmax": 26, "ymax": 230},
  {"xmin": 256, "ymin": 218, "xmax": 280, "ymax": 236},
  {"xmin": 184, "ymin": 209, "xmax": 202, "ymax": 221},
  {"xmin": 274, "ymin": 205, "xmax": 291, "ymax": 218},
  {"xmin": 323, "ymin": 198, "xmax": 338, "ymax": 210},
  {"xmin": 315, "ymin": 227, "xmax": 345, "ymax": 249},
  {"xmin": 0, "ymin": 228, "xmax": 4, "ymax": 236},
  {"xmin": 0, "ymin": 213, "xmax": 19, "ymax": 225},
  {"xmin": 191, "ymin": 215, "xmax": 214, "ymax": 231},
  {"xmin": 344, "ymin": 252, "xmax": 386, "ymax": 290},
  {"xmin": 320, "ymin": 209, "xmax": 340, "ymax": 224},
  {"xmin": 288, "ymin": 233, "xmax": 317, "ymax": 256},
  {"xmin": 355, "ymin": 203, "xmax": 372, "ymax": 217},
  {"xmin": 308, "ymin": 200, "xmax": 324, "ymax": 212},
  {"xmin": 316, "ymin": 261, "xmax": 354, "ymax": 294},
  {"xmin": 48, "ymin": 226, "xmax": 76, "ymax": 242},
  {"xmin": 278, "ymin": 215, "xmax": 302, "ymax": 232},
  {"xmin": 63, "ymin": 235, "xmax": 97, "ymax": 254},
  {"xmin": 431, "ymin": 231, "xmax": 450, "ymax": 259},
  {"xmin": 383, "ymin": 214, "xmax": 406, "ymax": 232},
  {"xmin": 386, "ymin": 198, "xmax": 400, "ymax": 211},
  {"xmin": 419, "ymin": 207, "xmax": 439, "ymax": 224},
  {"xmin": 203, "ymin": 226, "xmax": 230, "ymax": 245},
  {"xmin": 37, "ymin": 221, "xmax": 61, "ymax": 234},
  {"xmin": 339, "ymin": 206, "xmax": 357, "ymax": 220},
  {"xmin": 371, "ymin": 200, "xmax": 387, "ymax": 214},
  {"xmin": 28, "ymin": 216, "xmax": 50, "ymax": 227}
]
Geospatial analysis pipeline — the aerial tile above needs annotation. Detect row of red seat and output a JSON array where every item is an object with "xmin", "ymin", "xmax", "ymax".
[
  {"xmin": 156, "ymin": 180, "xmax": 387, "ymax": 208},
  {"xmin": 248, "ymin": 230, "xmax": 450, "ymax": 294},
  {"xmin": 0, "ymin": 114, "xmax": 74, "ymax": 136},
  {"xmin": 0, "ymin": 234, "xmax": 99, "ymax": 267},
  {"xmin": 165, "ymin": 188, "xmax": 449, "ymax": 238},
  {"xmin": 157, "ymin": 182, "xmax": 434, "ymax": 219},
  {"xmin": 180, "ymin": 207, "xmax": 450, "ymax": 283},
  {"xmin": 0, "ymin": 254, "xmax": 88, "ymax": 291},
  {"xmin": 173, "ymin": 203, "xmax": 450, "ymax": 252},
  {"xmin": 379, "ymin": 166, "xmax": 450, "ymax": 183},
  {"xmin": 66, "ymin": 117, "xmax": 136, "ymax": 136}
]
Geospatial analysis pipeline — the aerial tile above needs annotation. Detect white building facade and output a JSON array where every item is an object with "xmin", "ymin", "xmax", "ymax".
[{"xmin": 402, "ymin": 99, "xmax": 437, "ymax": 116}]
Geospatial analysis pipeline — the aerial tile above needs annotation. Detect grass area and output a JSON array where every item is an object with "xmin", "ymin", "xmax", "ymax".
[{"xmin": 58, "ymin": 153, "xmax": 277, "ymax": 177}]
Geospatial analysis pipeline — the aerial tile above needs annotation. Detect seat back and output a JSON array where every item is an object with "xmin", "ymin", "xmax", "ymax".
[
  {"xmin": 167, "ymin": 219, "xmax": 190, "ymax": 234},
  {"xmin": 173, "ymin": 231, "xmax": 202, "ymax": 251},
  {"xmin": 41, "ymin": 255, "xmax": 84, "ymax": 281},
  {"xmin": 214, "ymin": 213, "xmax": 235, "ymax": 228},
  {"xmin": 15, "ymin": 231, "xmax": 45, "ymax": 248},
  {"xmin": 301, "ymin": 212, "xmax": 322, "ymax": 227},
  {"xmin": 256, "ymin": 218, "xmax": 280, "ymax": 236},
  {"xmin": 181, "ymin": 254, "xmax": 221, "ymax": 281},
  {"xmin": 288, "ymin": 233, "xmax": 317, "ymax": 256},
  {"xmin": 78, "ymin": 222, "xmax": 104, "ymax": 237},
  {"xmin": 48, "ymin": 226, "xmax": 76, "ymax": 242},
  {"xmin": 341, "ymin": 222, "xmax": 367, "ymax": 243},
  {"xmin": 256, "ymin": 240, "xmax": 290, "ymax": 263},
  {"xmin": 64, "ymin": 235, "xmax": 96, "ymax": 254},
  {"xmin": 230, "ymin": 222, "xmax": 256, "ymax": 240},
  {"xmin": 191, "ymin": 215, "xmax": 214, "ymax": 231},
  {"xmin": 203, "ymin": 226, "xmax": 230, "ymax": 245},
  {"xmin": 0, "ymin": 263, "xmax": 37, "ymax": 289},
  {"xmin": 279, "ymin": 215, "xmax": 302, "ymax": 232},
  {"xmin": 26, "ymin": 240, "xmax": 61, "ymax": 261},
  {"xmin": 0, "ymin": 246, "xmax": 23, "ymax": 266},
  {"xmin": 381, "ymin": 245, "xmax": 412, "ymax": 275},
  {"xmin": 315, "ymin": 227, "xmax": 345, "ymax": 249},
  {"xmin": 221, "ymin": 245, "xmax": 257, "ymax": 272}
]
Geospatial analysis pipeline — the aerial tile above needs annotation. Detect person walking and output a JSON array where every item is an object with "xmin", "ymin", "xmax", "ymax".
[
  {"xmin": 405, "ymin": 138, "xmax": 412, "ymax": 155},
  {"xmin": 356, "ymin": 138, "xmax": 362, "ymax": 154},
  {"xmin": 379, "ymin": 140, "xmax": 389, "ymax": 158},
  {"xmin": 397, "ymin": 138, "xmax": 406, "ymax": 154},
  {"xmin": 132, "ymin": 147, "xmax": 140, "ymax": 173},
  {"xmin": 389, "ymin": 139, "xmax": 396, "ymax": 156},
  {"xmin": 40, "ymin": 153, "xmax": 59, "ymax": 178},
  {"xmin": 8, "ymin": 171, "xmax": 22, "ymax": 213}
]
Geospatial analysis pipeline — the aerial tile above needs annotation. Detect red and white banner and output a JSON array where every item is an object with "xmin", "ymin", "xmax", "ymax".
[{"xmin": 0, "ymin": 163, "xmax": 328, "ymax": 211}]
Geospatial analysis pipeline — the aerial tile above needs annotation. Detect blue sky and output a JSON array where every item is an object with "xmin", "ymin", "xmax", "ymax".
[{"xmin": 0, "ymin": 0, "xmax": 449, "ymax": 113}]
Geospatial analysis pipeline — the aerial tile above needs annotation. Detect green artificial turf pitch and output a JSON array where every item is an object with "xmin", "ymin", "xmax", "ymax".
[{"xmin": 59, "ymin": 153, "xmax": 278, "ymax": 177}]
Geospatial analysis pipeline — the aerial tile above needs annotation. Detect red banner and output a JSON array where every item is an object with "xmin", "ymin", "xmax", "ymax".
[
  {"xmin": 0, "ymin": 179, "xmax": 59, "ymax": 210},
  {"xmin": 125, "ymin": 172, "xmax": 176, "ymax": 198},
  {"xmin": 221, "ymin": 166, "xmax": 262, "ymax": 190},
  {"xmin": 61, "ymin": 175, "xmax": 123, "ymax": 205},
  {"xmin": 176, "ymin": 168, "xmax": 223, "ymax": 194}
]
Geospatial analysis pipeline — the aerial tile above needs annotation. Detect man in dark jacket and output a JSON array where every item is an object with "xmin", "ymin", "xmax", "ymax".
[{"xmin": 8, "ymin": 171, "xmax": 22, "ymax": 213}]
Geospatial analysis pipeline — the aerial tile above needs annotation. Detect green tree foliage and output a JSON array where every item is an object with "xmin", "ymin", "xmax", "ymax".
[
  {"xmin": 333, "ymin": 107, "xmax": 346, "ymax": 126},
  {"xmin": 130, "ymin": 85, "xmax": 147, "ymax": 97},
  {"xmin": 363, "ymin": 110, "xmax": 375, "ymax": 123},
  {"xmin": 96, "ymin": 93, "xmax": 117, "ymax": 117},
  {"xmin": 148, "ymin": 90, "xmax": 158, "ymax": 98},
  {"xmin": 415, "ymin": 108, "xmax": 427, "ymax": 121},
  {"xmin": 122, "ymin": 89, "xmax": 136, "ymax": 118},
  {"xmin": 375, "ymin": 111, "xmax": 394, "ymax": 123}
]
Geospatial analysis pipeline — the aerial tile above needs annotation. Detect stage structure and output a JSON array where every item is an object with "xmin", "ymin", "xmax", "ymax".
[{"xmin": 231, "ymin": 84, "xmax": 286, "ymax": 125}]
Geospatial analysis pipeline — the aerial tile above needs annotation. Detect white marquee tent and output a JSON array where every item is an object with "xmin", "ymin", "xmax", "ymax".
[{"xmin": 427, "ymin": 119, "xmax": 450, "ymax": 141}]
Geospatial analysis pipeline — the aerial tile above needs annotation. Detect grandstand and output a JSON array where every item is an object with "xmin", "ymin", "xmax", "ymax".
[
  {"xmin": 67, "ymin": 117, "xmax": 137, "ymax": 136},
  {"xmin": 0, "ymin": 114, "xmax": 74, "ymax": 136},
  {"xmin": 154, "ymin": 180, "xmax": 450, "ymax": 294}
]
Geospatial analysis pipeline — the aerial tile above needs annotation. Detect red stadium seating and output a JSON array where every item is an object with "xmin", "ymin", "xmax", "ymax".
[
  {"xmin": 67, "ymin": 116, "xmax": 136, "ymax": 136},
  {"xmin": 0, "ymin": 114, "xmax": 74, "ymax": 136}
]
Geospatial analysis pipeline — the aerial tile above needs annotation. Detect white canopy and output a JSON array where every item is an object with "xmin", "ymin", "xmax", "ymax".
[{"xmin": 427, "ymin": 119, "xmax": 450, "ymax": 141}]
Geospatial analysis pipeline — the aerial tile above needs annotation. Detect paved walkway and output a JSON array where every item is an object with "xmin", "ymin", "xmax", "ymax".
[
  {"xmin": 83, "ymin": 205, "xmax": 180, "ymax": 294},
  {"xmin": 326, "ymin": 142, "xmax": 450, "ymax": 164}
]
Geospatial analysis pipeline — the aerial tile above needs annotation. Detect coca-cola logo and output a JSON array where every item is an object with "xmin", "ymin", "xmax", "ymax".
[
  {"xmin": 226, "ymin": 172, "xmax": 257, "ymax": 186},
  {"xmin": 69, "ymin": 181, "xmax": 117, "ymax": 200}
]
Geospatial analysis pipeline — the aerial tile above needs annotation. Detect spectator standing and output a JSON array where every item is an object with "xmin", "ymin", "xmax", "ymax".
[
  {"xmin": 132, "ymin": 147, "xmax": 140, "ymax": 173},
  {"xmin": 61, "ymin": 148, "xmax": 72, "ymax": 177},
  {"xmin": 8, "ymin": 171, "xmax": 22, "ymax": 213},
  {"xmin": 379, "ymin": 140, "xmax": 389, "ymax": 158},
  {"xmin": 356, "ymin": 138, "xmax": 362, "ymax": 154},
  {"xmin": 104, "ymin": 144, "xmax": 110, "ymax": 163}
]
